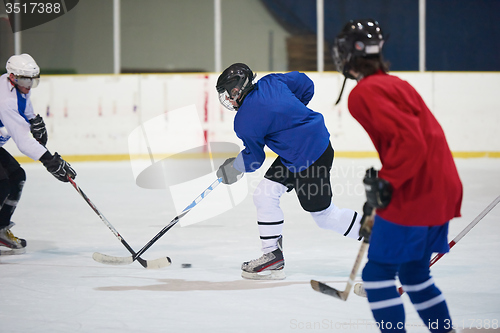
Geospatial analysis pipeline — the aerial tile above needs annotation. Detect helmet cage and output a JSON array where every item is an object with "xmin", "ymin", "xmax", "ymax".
[
  {"xmin": 218, "ymin": 90, "xmax": 235, "ymax": 111},
  {"xmin": 216, "ymin": 63, "xmax": 254, "ymax": 111},
  {"xmin": 217, "ymin": 76, "xmax": 250, "ymax": 111},
  {"xmin": 333, "ymin": 36, "xmax": 355, "ymax": 79}
]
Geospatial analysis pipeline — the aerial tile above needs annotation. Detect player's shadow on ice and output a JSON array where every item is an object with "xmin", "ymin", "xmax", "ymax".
[{"xmin": 94, "ymin": 278, "xmax": 341, "ymax": 292}]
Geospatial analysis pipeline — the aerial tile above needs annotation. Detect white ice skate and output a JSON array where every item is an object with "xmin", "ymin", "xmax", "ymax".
[{"xmin": 241, "ymin": 236, "xmax": 285, "ymax": 280}]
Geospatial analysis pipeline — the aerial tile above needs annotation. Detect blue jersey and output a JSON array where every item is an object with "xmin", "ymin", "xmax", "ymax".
[{"xmin": 234, "ymin": 72, "xmax": 330, "ymax": 173}]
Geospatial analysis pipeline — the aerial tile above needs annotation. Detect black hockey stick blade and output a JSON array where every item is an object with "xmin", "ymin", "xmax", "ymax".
[
  {"xmin": 93, "ymin": 252, "xmax": 172, "ymax": 269},
  {"xmin": 311, "ymin": 280, "xmax": 346, "ymax": 300}
]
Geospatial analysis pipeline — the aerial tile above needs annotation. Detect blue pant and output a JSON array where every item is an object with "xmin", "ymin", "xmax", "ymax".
[{"xmin": 362, "ymin": 217, "xmax": 452, "ymax": 333}]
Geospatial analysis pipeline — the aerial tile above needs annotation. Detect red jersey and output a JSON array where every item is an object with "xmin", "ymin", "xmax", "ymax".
[{"xmin": 348, "ymin": 71, "xmax": 462, "ymax": 226}]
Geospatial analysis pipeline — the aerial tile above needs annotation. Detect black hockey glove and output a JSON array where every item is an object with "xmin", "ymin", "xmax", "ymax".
[
  {"xmin": 363, "ymin": 167, "xmax": 393, "ymax": 209},
  {"xmin": 358, "ymin": 201, "xmax": 375, "ymax": 242},
  {"xmin": 29, "ymin": 114, "xmax": 48, "ymax": 146},
  {"xmin": 217, "ymin": 157, "xmax": 244, "ymax": 185},
  {"xmin": 40, "ymin": 151, "xmax": 77, "ymax": 182}
]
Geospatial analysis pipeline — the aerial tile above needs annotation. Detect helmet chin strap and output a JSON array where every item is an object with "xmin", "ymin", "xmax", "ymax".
[
  {"xmin": 335, "ymin": 76, "xmax": 347, "ymax": 106},
  {"xmin": 335, "ymin": 55, "xmax": 360, "ymax": 105},
  {"xmin": 335, "ymin": 73, "xmax": 363, "ymax": 106},
  {"xmin": 7, "ymin": 76, "xmax": 22, "ymax": 92},
  {"xmin": 7, "ymin": 74, "xmax": 15, "ymax": 85},
  {"xmin": 234, "ymin": 78, "xmax": 255, "ymax": 109}
]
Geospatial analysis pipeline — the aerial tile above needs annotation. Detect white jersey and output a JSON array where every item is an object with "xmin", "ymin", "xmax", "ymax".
[{"xmin": 0, "ymin": 74, "xmax": 47, "ymax": 161}]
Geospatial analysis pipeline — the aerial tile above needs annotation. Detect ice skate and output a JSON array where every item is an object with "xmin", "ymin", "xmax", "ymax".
[
  {"xmin": 241, "ymin": 236, "xmax": 285, "ymax": 280},
  {"xmin": 0, "ymin": 222, "xmax": 26, "ymax": 255}
]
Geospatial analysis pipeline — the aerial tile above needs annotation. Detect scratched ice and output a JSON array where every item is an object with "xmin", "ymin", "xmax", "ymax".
[{"xmin": 0, "ymin": 158, "xmax": 499, "ymax": 333}]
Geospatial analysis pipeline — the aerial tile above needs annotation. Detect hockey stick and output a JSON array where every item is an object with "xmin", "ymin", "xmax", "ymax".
[
  {"xmin": 429, "ymin": 194, "xmax": 500, "ymax": 266},
  {"xmin": 93, "ymin": 177, "xmax": 223, "ymax": 266},
  {"xmin": 311, "ymin": 204, "xmax": 375, "ymax": 301},
  {"xmin": 68, "ymin": 177, "xmax": 171, "ymax": 269},
  {"xmin": 396, "ymin": 194, "xmax": 500, "ymax": 294},
  {"xmin": 354, "ymin": 194, "xmax": 500, "ymax": 297}
]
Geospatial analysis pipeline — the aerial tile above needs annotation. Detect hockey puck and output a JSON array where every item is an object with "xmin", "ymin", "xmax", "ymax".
[{"xmin": 181, "ymin": 263, "xmax": 192, "ymax": 268}]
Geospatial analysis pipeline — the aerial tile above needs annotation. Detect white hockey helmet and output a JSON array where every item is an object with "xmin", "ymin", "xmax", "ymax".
[{"xmin": 6, "ymin": 53, "xmax": 40, "ymax": 89}]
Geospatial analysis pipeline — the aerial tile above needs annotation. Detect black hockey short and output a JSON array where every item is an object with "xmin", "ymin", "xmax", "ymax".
[
  {"xmin": 0, "ymin": 148, "xmax": 26, "ymax": 228},
  {"xmin": 264, "ymin": 142, "xmax": 333, "ymax": 212},
  {"xmin": 0, "ymin": 148, "xmax": 22, "ymax": 181}
]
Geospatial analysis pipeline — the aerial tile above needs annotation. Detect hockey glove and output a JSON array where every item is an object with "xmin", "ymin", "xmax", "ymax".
[
  {"xmin": 363, "ymin": 167, "xmax": 393, "ymax": 208},
  {"xmin": 29, "ymin": 114, "xmax": 48, "ymax": 146},
  {"xmin": 358, "ymin": 201, "xmax": 375, "ymax": 241},
  {"xmin": 40, "ymin": 151, "xmax": 77, "ymax": 182},
  {"xmin": 217, "ymin": 157, "xmax": 244, "ymax": 185}
]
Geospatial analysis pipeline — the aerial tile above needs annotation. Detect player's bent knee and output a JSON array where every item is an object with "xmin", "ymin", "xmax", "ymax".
[
  {"xmin": 10, "ymin": 167, "xmax": 26, "ymax": 184},
  {"xmin": 0, "ymin": 179, "xmax": 11, "ymax": 203},
  {"xmin": 299, "ymin": 198, "xmax": 331, "ymax": 212}
]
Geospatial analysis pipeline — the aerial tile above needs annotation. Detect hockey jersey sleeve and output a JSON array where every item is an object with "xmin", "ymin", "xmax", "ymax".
[
  {"xmin": 0, "ymin": 96, "xmax": 47, "ymax": 161},
  {"xmin": 234, "ymin": 132, "xmax": 266, "ymax": 173},
  {"xmin": 348, "ymin": 84, "xmax": 427, "ymax": 189},
  {"xmin": 279, "ymin": 71, "xmax": 314, "ymax": 106}
]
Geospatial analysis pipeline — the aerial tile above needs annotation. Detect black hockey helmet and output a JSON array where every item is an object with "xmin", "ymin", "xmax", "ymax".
[
  {"xmin": 333, "ymin": 19, "xmax": 384, "ymax": 79},
  {"xmin": 216, "ymin": 63, "xmax": 256, "ymax": 111}
]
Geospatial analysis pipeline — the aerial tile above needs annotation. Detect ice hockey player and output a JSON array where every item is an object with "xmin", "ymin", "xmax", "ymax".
[
  {"xmin": 0, "ymin": 54, "xmax": 76, "ymax": 254},
  {"xmin": 332, "ymin": 19, "xmax": 462, "ymax": 332},
  {"xmin": 215, "ymin": 63, "xmax": 362, "ymax": 280}
]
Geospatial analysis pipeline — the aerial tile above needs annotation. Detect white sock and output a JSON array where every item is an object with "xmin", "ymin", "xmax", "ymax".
[{"xmin": 253, "ymin": 178, "xmax": 288, "ymax": 252}]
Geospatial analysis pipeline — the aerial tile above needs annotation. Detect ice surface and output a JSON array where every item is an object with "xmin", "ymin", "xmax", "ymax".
[{"xmin": 1, "ymin": 158, "xmax": 499, "ymax": 332}]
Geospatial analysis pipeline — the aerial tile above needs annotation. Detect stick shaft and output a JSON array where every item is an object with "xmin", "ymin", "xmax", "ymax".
[
  {"xmin": 341, "ymin": 206, "xmax": 375, "ymax": 299},
  {"xmin": 397, "ymin": 195, "xmax": 500, "ymax": 294},
  {"xmin": 68, "ymin": 177, "xmax": 143, "ymax": 261},
  {"xmin": 68, "ymin": 177, "xmax": 121, "ymax": 238},
  {"xmin": 430, "ymin": 195, "xmax": 500, "ymax": 267},
  {"xmin": 342, "ymin": 241, "xmax": 369, "ymax": 300},
  {"xmin": 311, "ymin": 206, "xmax": 375, "ymax": 301},
  {"xmin": 451, "ymin": 195, "xmax": 500, "ymax": 243},
  {"xmin": 132, "ymin": 178, "xmax": 223, "ymax": 259}
]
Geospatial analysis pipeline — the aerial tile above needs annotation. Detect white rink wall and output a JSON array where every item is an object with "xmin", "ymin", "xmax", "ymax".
[{"xmin": 5, "ymin": 72, "xmax": 500, "ymax": 162}]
